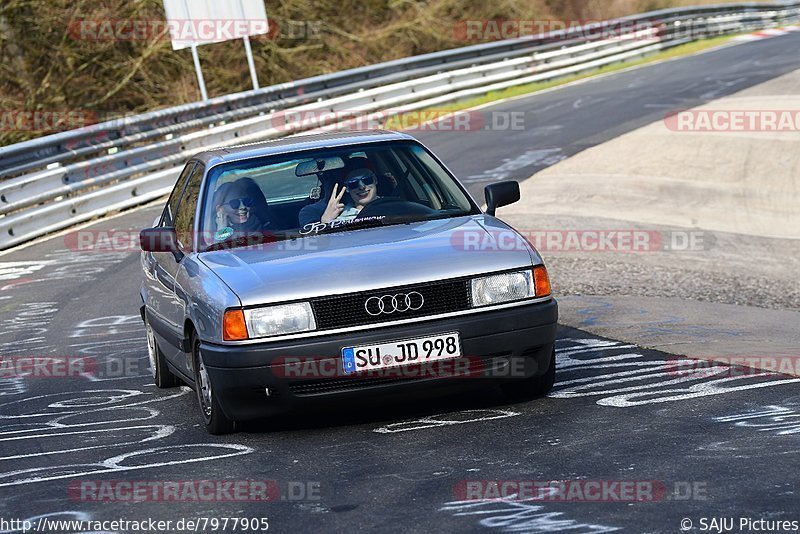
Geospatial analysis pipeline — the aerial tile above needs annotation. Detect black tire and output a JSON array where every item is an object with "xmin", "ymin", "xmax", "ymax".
[
  {"xmin": 145, "ymin": 316, "xmax": 179, "ymax": 388},
  {"xmin": 191, "ymin": 333, "xmax": 236, "ymax": 435},
  {"xmin": 501, "ymin": 347, "xmax": 556, "ymax": 402}
]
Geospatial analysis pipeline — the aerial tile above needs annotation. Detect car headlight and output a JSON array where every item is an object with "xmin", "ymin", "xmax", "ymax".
[
  {"xmin": 224, "ymin": 303, "xmax": 316, "ymax": 340},
  {"xmin": 471, "ymin": 269, "xmax": 545, "ymax": 307}
]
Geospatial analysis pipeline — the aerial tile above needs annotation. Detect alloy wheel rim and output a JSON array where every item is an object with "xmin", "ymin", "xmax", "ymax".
[
  {"xmin": 145, "ymin": 324, "xmax": 157, "ymax": 379},
  {"xmin": 196, "ymin": 345, "xmax": 213, "ymax": 417}
]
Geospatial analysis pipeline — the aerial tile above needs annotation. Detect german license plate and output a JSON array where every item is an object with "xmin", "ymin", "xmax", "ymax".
[{"xmin": 341, "ymin": 332, "xmax": 461, "ymax": 374}]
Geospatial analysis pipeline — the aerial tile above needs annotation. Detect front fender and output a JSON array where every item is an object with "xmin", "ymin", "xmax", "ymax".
[{"xmin": 176, "ymin": 253, "xmax": 242, "ymax": 345}]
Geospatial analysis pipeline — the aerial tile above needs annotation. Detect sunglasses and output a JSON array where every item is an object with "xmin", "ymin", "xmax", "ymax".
[
  {"xmin": 227, "ymin": 197, "xmax": 254, "ymax": 209},
  {"xmin": 344, "ymin": 174, "xmax": 376, "ymax": 191}
]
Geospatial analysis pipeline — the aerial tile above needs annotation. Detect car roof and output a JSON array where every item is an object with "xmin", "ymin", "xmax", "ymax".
[{"xmin": 191, "ymin": 130, "xmax": 417, "ymax": 167}]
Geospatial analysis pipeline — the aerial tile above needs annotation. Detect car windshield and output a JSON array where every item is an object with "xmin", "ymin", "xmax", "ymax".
[{"xmin": 198, "ymin": 141, "xmax": 477, "ymax": 251}]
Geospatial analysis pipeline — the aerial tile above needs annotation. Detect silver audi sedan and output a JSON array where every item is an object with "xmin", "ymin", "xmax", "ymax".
[{"xmin": 139, "ymin": 130, "xmax": 557, "ymax": 434}]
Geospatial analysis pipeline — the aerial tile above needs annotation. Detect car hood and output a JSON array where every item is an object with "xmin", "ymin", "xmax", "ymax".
[{"xmin": 198, "ymin": 215, "xmax": 540, "ymax": 307}]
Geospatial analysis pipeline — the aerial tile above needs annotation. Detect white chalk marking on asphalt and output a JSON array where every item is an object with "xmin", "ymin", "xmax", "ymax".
[
  {"xmin": 700, "ymin": 76, "xmax": 748, "ymax": 99},
  {"xmin": 462, "ymin": 148, "xmax": 565, "ymax": 183},
  {"xmin": 0, "ymin": 384, "xmax": 254, "ymax": 491},
  {"xmin": 0, "ymin": 377, "xmax": 27, "ymax": 396},
  {"xmin": 374, "ymin": 409, "xmax": 520, "ymax": 434},
  {"xmin": 555, "ymin": 360, "xmax": 686, "ymax": 386},
  {"xmin": 0, "ymin": 442, "xmax": 254, "ymax": 488},
  {"xmin": 0, "ymin": 424, "xmax": 173, "ymax": 444},
  {"xmin": 0, "ymin": 407, "xmax": 160, "ymax": 436},
  {"xmin": 70, "ymin": 315, "xmax": 141, "ymax": 338},
  {"xmin": 0, "ymin": 425, "xmax": 175, "ymax": 461},
  {"xmin": 0, "ymin": 393, "xmax": 187, "ymax": 432},
  {"xmin": 69, "ymin": 338, "xmax": 144, "ymax": 355},
  {"xmin": 596, "ymin": 376, "xmax": 800, "ymax": 408},
  {"xmin": 552, "ymin": 339, "xmax": 800, "ymax": 407},
  {"xmin": 715, "ymin": 405, "xmax": 792, "ymax": 422},
  {"xmin": 714, "ymin": 405, "xmax": 800, "ymax": 435},
  {"xmin": 0, "ymin": 311, "xmax": 253, "ymax": 496},
  {"xmin": 573, "ymin": 96, "xmax": 607, "ymax": 109},
  {"xmin": 0, "ymin": 389, "xmax": 144, "ymax": 419},
  {"xmin": 557, "ymin": 338, "xmax": 637, "ymax": 358},
  {"xmin": 533, "ymin": 101, "xmax": 566, "ymax": 114},
  {"xmin": 440, "ymin": 497, "xmax": 620, "ymax": 532},
  {"xmin": 101, "ymin": 443, "xmax": 255, "ymax": 470},
  {"xmin": 0, "ymin": 260, "xmax": 54, "ymax": 281}
]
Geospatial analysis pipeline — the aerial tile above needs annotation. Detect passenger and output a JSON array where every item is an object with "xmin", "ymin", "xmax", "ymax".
[
  {"xmin": 321, "ymin": 167, "xmax": 380, "ymax": 223},
  {"xmin": 213, "ymin": 178, "xmax": 273, "ymax": 234}
]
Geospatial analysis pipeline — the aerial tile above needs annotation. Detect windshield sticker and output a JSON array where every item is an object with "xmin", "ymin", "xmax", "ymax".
[
  {"xmin": 300, "ymin": 217, "xmax": 386, "ymax": 235},
  {"xmin": 214, "ymin": 227, "xmax": 234, "ymax": 241}
]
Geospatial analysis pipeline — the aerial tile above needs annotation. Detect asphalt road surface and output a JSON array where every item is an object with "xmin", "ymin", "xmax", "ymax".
[
  {"xmin": 1, "ymin": 34, "xmax": 800, "ymax": 533},
  {"xmin": 415, "ymin": 32, "xmax": 800, "ymax": 199}
]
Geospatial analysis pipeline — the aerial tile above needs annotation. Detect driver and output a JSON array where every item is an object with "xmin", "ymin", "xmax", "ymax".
[{"xmin": 320, "ymin": 167, "xmax": 380, "ymax": 223}]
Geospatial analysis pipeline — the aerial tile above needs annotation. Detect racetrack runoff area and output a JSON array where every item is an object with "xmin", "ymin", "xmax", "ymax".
[{"xmin": 500, "ymin": 67, "xmax": 800, "ymax": 373}]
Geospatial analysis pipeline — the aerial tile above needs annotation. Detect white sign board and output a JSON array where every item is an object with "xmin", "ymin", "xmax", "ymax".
[{"xmin": 162, "ymin": 0, "xmax": 269, "ymax": 51}]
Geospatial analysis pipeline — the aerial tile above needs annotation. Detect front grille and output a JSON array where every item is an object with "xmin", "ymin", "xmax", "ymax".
[
  {"xmin": 311, "ymin": 278, "xmax": 471, "ymax": 330},
  {"xmin": 289, "ymin": 375, "xmax": 422, "ymax": 396}
]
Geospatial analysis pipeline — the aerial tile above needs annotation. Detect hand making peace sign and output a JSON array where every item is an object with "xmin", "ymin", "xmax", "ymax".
[{"xmin": 320, "ymin": 183, "xmax": 347, "ymax": 224}]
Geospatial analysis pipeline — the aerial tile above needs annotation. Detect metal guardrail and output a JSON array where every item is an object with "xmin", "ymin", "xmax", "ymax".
[
  {"xmin": 0, "ymin": 2, "xmax": 798, "ymax": 250},
  {"xmin": 0, "ymin": 2, "xmax": 784, "ymax": 177}
]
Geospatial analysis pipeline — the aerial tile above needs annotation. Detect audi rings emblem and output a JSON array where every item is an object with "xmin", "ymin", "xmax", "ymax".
[{"xmin": 365, "ymin": 292, "xmax": 425, "ymax": 316}]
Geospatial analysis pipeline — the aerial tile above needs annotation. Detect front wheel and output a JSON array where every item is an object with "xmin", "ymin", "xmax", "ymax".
[
  {"xmin": 501, "ymin": 346, "xmax": 556, "ymax": 402},
  {"xmin": 192, "ymin": 333, "xmax": 236, "ymax": 435}
]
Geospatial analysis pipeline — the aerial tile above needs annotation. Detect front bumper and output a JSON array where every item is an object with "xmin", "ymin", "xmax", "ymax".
[{"xmin": 201, "ymin": 299, "xmax": 558, "ymax": 421}]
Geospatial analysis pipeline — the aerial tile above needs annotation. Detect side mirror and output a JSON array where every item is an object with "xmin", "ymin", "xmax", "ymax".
[
  {"xmin": 484, "ymin": 181, "xmax": 520, "ymax": 216},
  {"xmin": 140, "ymin": 227, "xmax": 183, "ymax": 261}
]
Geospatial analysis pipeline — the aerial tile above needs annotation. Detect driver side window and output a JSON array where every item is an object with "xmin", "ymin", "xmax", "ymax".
[
  {"xmin": 174, "ymin": 163, "xmax": 205, "ymax": 252},
  {"xmin": 161, "ymin": 161, "xmax": 196, "ymax": 228}
]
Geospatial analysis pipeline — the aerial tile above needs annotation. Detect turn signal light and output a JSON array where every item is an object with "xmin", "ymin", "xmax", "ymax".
[
  {"xmin": 223, "ymin": 309, "xmax": 249, "ymax": 341},
  {"xmin": 533, "ymin": 265, "xmax": 551, "ymax": 297}
]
